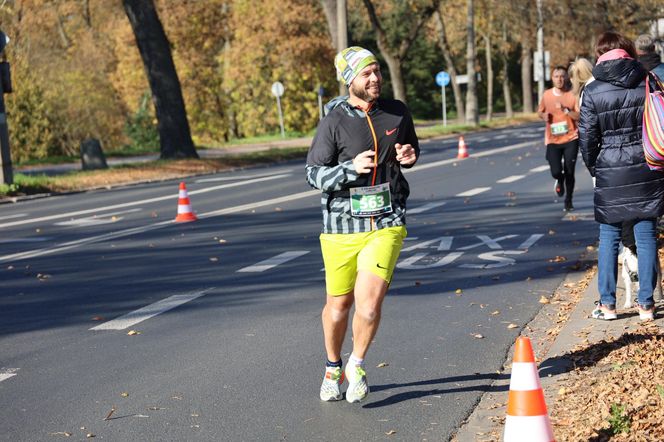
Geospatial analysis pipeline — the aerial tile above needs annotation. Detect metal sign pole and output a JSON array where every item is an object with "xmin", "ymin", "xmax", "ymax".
[
  {"xmin": 442, "ymin": 84, "xmax": 447, "ymax": 127},
  {"xmin": 276, "ymin": 95, "xmax": 285, "ymax": 138},
  {"xmin": 0, "ymin": 32, "xmax": 11, "ymax": 185}
]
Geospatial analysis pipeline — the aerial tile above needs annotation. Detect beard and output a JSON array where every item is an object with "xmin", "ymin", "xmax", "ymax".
[{"xmin": 350, "ymin": 81, "xmax": 381, "ymax": 102}]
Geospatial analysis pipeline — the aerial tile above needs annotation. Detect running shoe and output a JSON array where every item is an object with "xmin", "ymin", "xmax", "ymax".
[
  {"xmin": 554, "ymin": 178, "xmax": 565, "ymax": 197},
  {"xmin": 345, "ymin": 364, "xmax": 369, "ymax": 403},
  {"xmin": 564, "ymin": 200, "xmax": 574, "ymax": 212},
  {"xmin": 637, "ymin": 305, "xmax": 655, "ymax": 321},
  {"xmin": 320, "ymin": 366, "xmax": 344, "ymax": 401},
  {"xmin": 591, "ymin": 302, "xmax": 617, "ymax": 320}
]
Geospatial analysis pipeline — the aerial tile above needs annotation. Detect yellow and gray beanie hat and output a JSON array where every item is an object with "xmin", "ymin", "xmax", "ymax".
[{"xmin": 334, "ymin": 46, "xmax": 378, "ymax": 86}]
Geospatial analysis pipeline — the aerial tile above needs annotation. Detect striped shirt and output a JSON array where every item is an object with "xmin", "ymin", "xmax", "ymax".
[{"xmin": 305, "ymin": 97, "xmax": 419, "ymax": 234}]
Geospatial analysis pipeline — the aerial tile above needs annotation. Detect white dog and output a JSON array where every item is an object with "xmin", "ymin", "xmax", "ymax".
[{"xmin": 620, "ymin": 244, "xmax": 663, "ymax": 308}]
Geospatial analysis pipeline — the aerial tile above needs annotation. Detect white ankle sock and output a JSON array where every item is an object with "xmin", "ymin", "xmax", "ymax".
[{"xmin": 349, "ymin": 354, "xmax": 364, "ymax": 367}]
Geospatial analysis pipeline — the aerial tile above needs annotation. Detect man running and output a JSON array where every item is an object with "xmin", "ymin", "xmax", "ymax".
[
  {"xmin": 305, "ymin": 46, "xmax": 419, "ymax": 403},
  {"xmin": 537, "ymin": 65, "xmax": 580, "ymax": 211}
]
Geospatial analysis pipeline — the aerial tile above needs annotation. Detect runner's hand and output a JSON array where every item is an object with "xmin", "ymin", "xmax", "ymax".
[
  {"xmin": 353, "ymin": 150, "xmax": 376, "ymax": 174},
  {"xmin": 396, "ymin": 143, "xmax": 416, "ymax": 165}
]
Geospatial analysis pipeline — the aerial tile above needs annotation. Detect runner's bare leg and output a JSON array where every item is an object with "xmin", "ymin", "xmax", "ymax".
[
  {"xmin": 322, "ymin": 293, "xmax": 354, "ymax": 361},
  {"xmin": 351, "ymin": 270, "xmax": 389, "ymax": 359}
]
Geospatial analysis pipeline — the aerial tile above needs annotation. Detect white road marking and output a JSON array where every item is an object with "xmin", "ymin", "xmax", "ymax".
[
  {"xmin": 0, "ymin": 174, "xmax": 290, "ymax": 229},
  {"xmin": 398, "ymin": 252, "xmax": 464, "ymax": 269},
  {"xmin": 0, "ymin": 214, "xmax": 27, "ymax": 221},
  {"xmin": 458, "ymin": 250, "xmax": 526, "ymax": 269},
  {"xmin": 402, "ymin": 236, "xmax": 454, "ymax": 252},
  {"xmin": 0, "ymin": 368, "xmax": 18, "ymax": 382},
  {"xmin": 403, "ymin": 140, "xmax": 540, "ymax": 174},
  {"xmin": 237, "ymin": 251, "xmax": 310, "ymax": 273},
  {"xmin": 458, "ymin": 234, "xmax": 517, "ymax": 251},
  {"xmin": 90, "ymin": 288, "xmax": 214, "ymax": 331},
  {"xmin": 0, "ymin": 189, "xmax": 319, "ymax": 264},
  {"xmin": 562, "ymin": 211, "xmax": 594, "ymax": 221},
  {"xmin": 409, "ymin": 201, "xmax": 446, "ymax": 214},
  {"xmin": 0, "ymin": 237, "xmax": 52, "ymax": 244},
  {"xmin": 456, "ymin": 187, "xmax": 491, "ymax": 197},
  {"xmin": 195, "ymin": 172, "xmax": 291, "ymax": 183},
  {"xmin": 0, "ymin": 141, "xmax": 539, "ymax": 263},
  {"xmin": 55, "ymin": 209, "xmax": 142, "ymax": 227},
  {"xmin": 497, "ymin": 175, "xmax": 525, "ymax": 184},
  {"xmin": 529, "ymin": 165, "xmax": 550, "ymax": 173},
  {"xmin": 518, "ymin": 234, "xmax": 545, "ymax": 249}
]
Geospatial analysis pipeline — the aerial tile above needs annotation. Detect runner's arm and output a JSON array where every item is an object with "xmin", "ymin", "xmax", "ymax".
[
  {"xmin": 398, "ymin": 108, "xmax": 420, "ymax": 169},
  {"xmin": 305, "ymin": 117, "xmax": 361, "ymax": 191},
  {"xmin": 305, "ymin": 162, "xmax": 360, "ymax": 191}
]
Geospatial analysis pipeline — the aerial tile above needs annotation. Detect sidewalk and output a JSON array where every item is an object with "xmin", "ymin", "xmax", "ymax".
[
  {"xmin": 453, "ymin": 251, "xmax": 664, "ymax": 441},
  {"xmin": 15, "ymin": 117, "xmax": 501, "ymax": 176},
  {"xmin": 16, "ymin": 136, "xmax": 315, "ymax": 176}
]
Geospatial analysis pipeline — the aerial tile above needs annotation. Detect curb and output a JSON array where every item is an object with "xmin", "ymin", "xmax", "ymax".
[
  {"xmin": 452, "ymin": 245, "xmax": 664, "ymax": 441},
  {"xmin": 452, "ymin": 251, "xmax": 598, "ymax": 441}
]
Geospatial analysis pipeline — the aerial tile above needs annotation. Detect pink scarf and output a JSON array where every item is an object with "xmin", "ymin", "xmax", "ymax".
[{"xmin": 597, "ymin": 49, "xmax": 633, "ymax": 64}]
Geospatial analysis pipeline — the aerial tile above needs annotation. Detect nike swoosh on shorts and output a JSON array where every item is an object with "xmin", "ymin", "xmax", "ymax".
[{"xmin": 385, "ymin": 128, "xmax": 397, "ymax": 136}]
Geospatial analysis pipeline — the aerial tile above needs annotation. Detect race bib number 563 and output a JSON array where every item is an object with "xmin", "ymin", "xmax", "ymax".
[{"xmin": 350, "ymin": 183, "xmax": 393, "ymax": 217}]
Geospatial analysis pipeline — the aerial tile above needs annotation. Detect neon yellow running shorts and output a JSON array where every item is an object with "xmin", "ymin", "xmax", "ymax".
[{"xmin": 319, "ymin": 226, "xmax": 407, "ymax": 296}]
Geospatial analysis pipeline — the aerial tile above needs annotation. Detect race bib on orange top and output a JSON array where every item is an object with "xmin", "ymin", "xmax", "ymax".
[
  {"xmin": 537, "ymin": 89, "xmax": 579, "ymax": 145},
  {"xmin": 550, "ymin": 121, "xmax": 569, "ymax": 136}
]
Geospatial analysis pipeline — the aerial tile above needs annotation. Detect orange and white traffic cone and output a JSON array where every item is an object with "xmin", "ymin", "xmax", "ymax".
[
  {"xmin": 174, "ymin": 182, "xmax": 198, "ymax": 223},
  {"xmin": 456, "ymin": 135, "xmax": 469, "ymax": 159},
  {"xmin": 503, "ymin": 336, "xmax": 555, "ymax": 442}
]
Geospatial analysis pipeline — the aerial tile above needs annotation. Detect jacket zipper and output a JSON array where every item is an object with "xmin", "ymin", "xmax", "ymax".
[{"xmin": 363, "ymin": 105, "xmax": 379, "ymax": 230}]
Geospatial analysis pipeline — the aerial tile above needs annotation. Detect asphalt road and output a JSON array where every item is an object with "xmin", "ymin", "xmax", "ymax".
[{"xmin": 0, "ymin": 122, "xmax": 599, "ymax": 441}]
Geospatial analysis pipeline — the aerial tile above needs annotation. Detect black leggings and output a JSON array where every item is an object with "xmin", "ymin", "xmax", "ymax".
[{"xmin": 546, "ymin": 139, "xmax": 579, "ymax": 201}]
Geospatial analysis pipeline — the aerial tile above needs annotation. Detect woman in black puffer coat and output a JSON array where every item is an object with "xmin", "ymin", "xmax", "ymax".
[{"xmin": 579, "ymin": 31, "xmax": 664, "ymax": 321}]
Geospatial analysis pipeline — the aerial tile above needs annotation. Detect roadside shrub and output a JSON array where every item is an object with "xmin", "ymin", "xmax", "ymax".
[
  {"xmin": 124, "ymin": 92, "xmax": 159, "ymax": 150},
  {"xmin": 6, "ymin": 65, "xmax": 62, "ymax": 162}
]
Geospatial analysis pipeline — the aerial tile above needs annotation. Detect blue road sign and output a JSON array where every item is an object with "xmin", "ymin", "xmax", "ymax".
[{"xmin": 436, "ymin": 71, "xmax": 450, "ymax": 87}]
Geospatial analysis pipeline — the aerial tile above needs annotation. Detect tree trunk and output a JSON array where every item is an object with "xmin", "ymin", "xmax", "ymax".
[
  {"xmin": 82, "ymin": 0, "xmax": 92, "ymax": 27},
  {"xmin": 520, "ymin": 41, "xmax": 533, "ymax": 113},
  {"xmin": 465, "ymin": 0, "xmax": 479, "ymax": 126},
  {"xmin": 434, "ymin": 11, "xmax": 464, "ymax": 121},
  {"xmin": 320, "ymin": 0, "xmax": 338, "ymax": 51},
  {"xmin": 382, "ymin": 54, "xmax": 406, "ymax": 104},
  {"xmin": 483, "ymin": 32, "xmax": 493, "ymax": 121},
  {"xmin": 501, "ymin": 24, "xmax": 513, "ymax": 117},
  {"xmin": 362, "ymin": 0, "xmax": 439, "ymax": 104},
  {"xmin": 123, "ymin": 0, "xmax": 198, "ymax": 159},
  {"xmin": 336, "ymin": 0, "xmax": 348, "ymax": 96}
]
